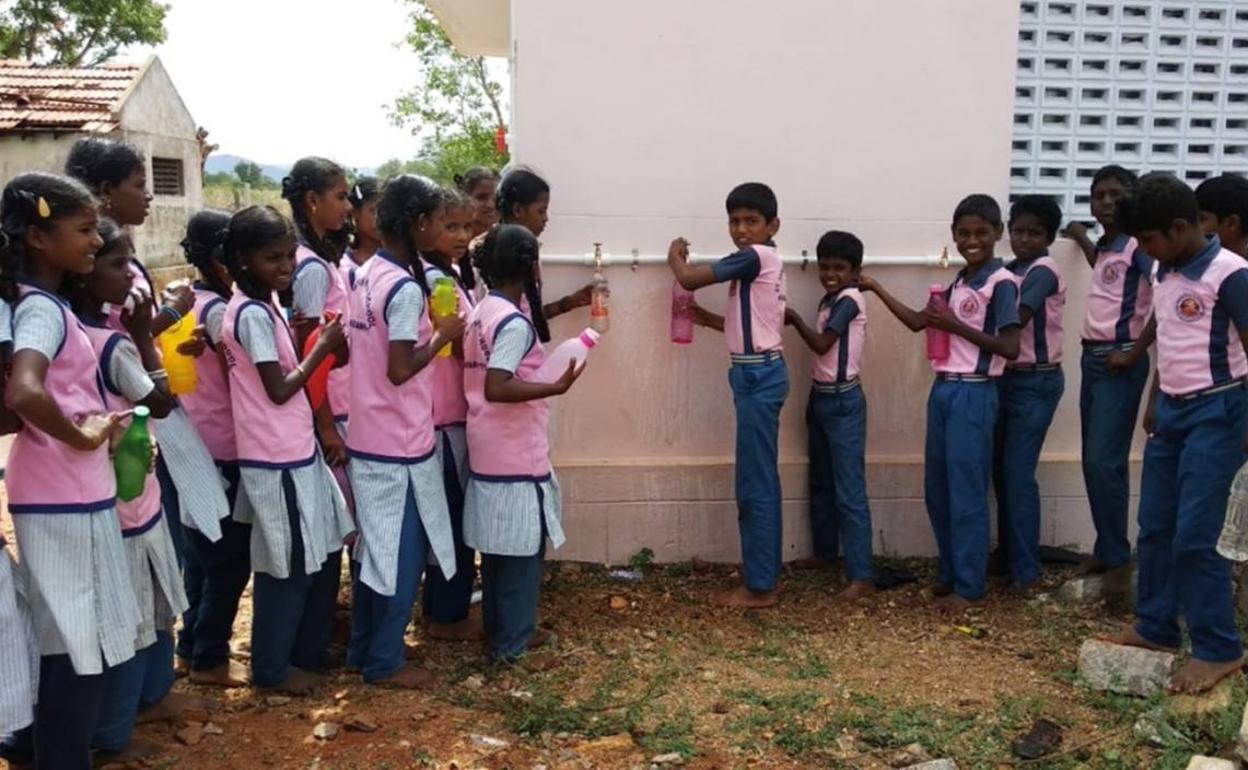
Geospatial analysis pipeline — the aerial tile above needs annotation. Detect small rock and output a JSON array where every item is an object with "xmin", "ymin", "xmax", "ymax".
[
  {"xmin": 203, "ymin": 722, "xmax": 224, "ymax": 736},
  {"xmin": 180, "ymin": 707, "xmax": 212, "ymax": 724},
  {"xmin": 577, "ymin": 732, "xmax": 636, "ymax": 753},
  {"xmin": 508, "ymin": 689, "xmax": 534, "ymax": 700},
  {"xmin": 1057, "ymin": 570, "xmax": 1137, "ymax": 606},
  {"xmin": 346, "ymin": 717, "xmax": 378, "ymax": 733},
  {"xmin": 903, "ymin": 761, "xmax": 959, "ymax": 770},
  {"xmin": 889, "ymin": 743, "xmax": 932, "ymax": 767},
  {"xmin": 176, "ymin": 724, "xmax": 205, "ymax": 746},
  {"xmin": 265, "ymin": 696, "xmax": 292, "ymax": 707},
  {"xmin": 609, "ymin": 595, "xmax": 629, "ymax": 611},
  {"xmin": 642, "ymin": 630, "xmax": 658, "ymax": 641},
  {"xmin": 312, "ymin": 722, "xmax": 339, "ymax": 741},
  {"xmin": 1168, "ymin": 679, "xmax": 1234, "ymax": 717},
  {"xmin": 333, "ymin": 689, "xmax": 349, "ymax": 701},
  {"xmin": 650, "ymin": 753, "xmax": 683, "ymax": 765},
  {"xmin": 462, "ymin": 674, "xmax": 485, "ymax": 690},
  {"xmin": 836, "ymin": 734, "xmax": 858, "ymax": 754},
  {"xmin": 700, "ymin": 670, "xmax": 716, "ymax": 682},
  {"xmin": 1134, "ymin": 708, "xmax": 1192, "ymax": 750},
  {"xmin": 397, "ymin": 739, "xmax": 412, "ymax": 749},
  {"xmin": 1077, "ymin": 639, "xmax": 1175, "ymax": 697},
  {"xmin": 1184, "ymin": 757, "xmax": 1236, "ymax": 770},
  {"xmin": 470, "ymin": 734, "xmax": 509, "ymax": 749}
]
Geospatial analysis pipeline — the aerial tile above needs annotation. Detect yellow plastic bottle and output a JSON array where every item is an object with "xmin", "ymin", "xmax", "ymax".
[
  {"xmin": 159, "ymin": 315, "xmax": 198, "ymax": 395},
  {"xmin": 430, "ymin": 277, "xmax": 459, "ymax": 358}
]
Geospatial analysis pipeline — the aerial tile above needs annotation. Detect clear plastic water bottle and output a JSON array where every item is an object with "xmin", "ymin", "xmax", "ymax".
[
  {"xmin": 590, "ymin": 267, "xmax": 610, "ymax": 334},
  {"xmin": 1218, "ymin": 460, "xmax": 1248, "ymax": 561}
]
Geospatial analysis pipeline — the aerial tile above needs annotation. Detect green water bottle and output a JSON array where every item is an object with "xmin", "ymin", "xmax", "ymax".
[{"xmin": 114, "ymin": 406, "xmax": 152, "ymax": 502}]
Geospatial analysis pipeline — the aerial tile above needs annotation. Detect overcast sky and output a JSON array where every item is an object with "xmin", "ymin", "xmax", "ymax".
[{"xmin": 127, "ymin": 0, "xmax": 436, "ymax": 168}]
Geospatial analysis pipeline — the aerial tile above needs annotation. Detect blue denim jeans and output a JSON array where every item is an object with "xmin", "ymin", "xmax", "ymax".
[
  {"xmin": 992, "ymin": 368, "xmax": 1065, "ymax": 585},
  {"xmin": 1080, "ymin": 349, "xmax": 1150, "ymax": 568},
  {"xmin": 925, "ymin": 379, "xmax": 998, "ymax": 600},
  {"xmin": 806, "ymin": 386, "xmax": 873, "ymax": 581},
  {"xmin": 482, "ymin": 515, "xmax": 548, "ymax": 663},
  {"xmin": 1136, "ymin": 386, "xmax": 1247, "ymax": 663},
  {"xmin": 92, "ymin": 631, "xmax": 175, "ymax": 752},
  {"xmin": 728, "ymin": 357, "xmax": 789, "ymax": 591}
]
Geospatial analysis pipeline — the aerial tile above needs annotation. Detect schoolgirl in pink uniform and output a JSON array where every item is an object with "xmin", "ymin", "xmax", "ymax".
[
  {"xmin": 68, "ymin": 219, "xmax": 192, "ymax": 759},
  {"xmin": 863, "ymin": 195, "xmax": 1021, "ymax": 610},
  {"xmin": 346, "ymin": 175, "xmax": 463, "ymax": 687},
  {"xmin": 174, "ymin": 210, "xmax": 254, "ymax": 688},
  {"xmin": 420, "ymin": 189, "xmax": 482, "ymax": 641},
  {"xmin": 0, "ymin": 172, "xmax": 137, "ymax": 770},
  {"xmin": 345, "ymin": 177, "xmax": 381, "ymax": 280},
  {"xmin": 218, "ymin": 205, "xmax": 353, "ymax": 696},
  {"xmin": 464, "ymin": 224, "xmax": 582, "ymax": 665}
]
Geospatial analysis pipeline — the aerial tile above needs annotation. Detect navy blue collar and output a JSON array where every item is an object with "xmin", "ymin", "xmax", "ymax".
[
  {"xmin": 1007, "ymin": 250, "xmax": 1048, "ymax": 274},
  {"xmin": 374, "ymin": 248, "xmax": 413, "ymax": 272},
  {"xmin": 16, "ymin": 281, "xmax": 69, "ymax": 307},
  {"xmin": 488, "ymin": 289, "xmax": 523, "ymax": 310},
  {"xmin": 957, "ymin": 258, "xmax": 1005, "ymax": 290},
  {"xmin": 1158, "ymin": 235, "xmax": 1222, "ymax": 281},
  {"xmin": 78, "ymin": 314, "xmax": 110, "ymax": 329},
  {"xmin": 1097, "ymin": 232, "xmax": 1131, "ymax": 255}
]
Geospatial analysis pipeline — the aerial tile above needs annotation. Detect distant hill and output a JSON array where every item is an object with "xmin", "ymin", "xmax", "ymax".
[{"xmin": 204, "ymin": 154, "xmax": 379, "ymax": 182}]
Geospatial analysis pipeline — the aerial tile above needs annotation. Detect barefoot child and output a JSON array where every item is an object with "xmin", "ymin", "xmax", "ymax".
[
  {"xmin": 1106, "ymin": 173, "xmax": 1248, "ymax": 694},
  {"xmin": 784, "ymin": 231, "xmax": 873, "ymax": 600},
  {"xmin": 1196, "ymin": 174, "xmax": 1248, "ymax": 259},
  {"xmin": 70, "ymin": 219, "xmax": 192, "ymax": 760},
  {"xmin": 0, "ymin": 172, "xmax": 136, "ymax": 769},
  {"xmin": 345, "ymin": 175, "xmax": 462, "ymax": 688},
  {"xmin": 176, "ymin": 210, "xmax": 254, "ymax": 687},
  {"xmin": 421, "ymin": 189, "xmax": 482, "ymax": 641},
  {"xmin": 464, "ymin": 224, "xmax": 582, "ymax": 664},
  {"xmin": 219, "ymin": 206, "xmax": 354, "ymax": 695},
  {"xmin": 668, "ymin": 182, "xmax": 788, "ymax": 609},
  {"xmin": 991, "ymin": 195, "xmax": 1066, "ymax": 589},
  {"xmin": 862, "ymin": 194, "xmax": 1020, "ymax": 609},
  {"xmin": 1062, "ymin": 166, "xmax": 1152, "ymax": 585}
]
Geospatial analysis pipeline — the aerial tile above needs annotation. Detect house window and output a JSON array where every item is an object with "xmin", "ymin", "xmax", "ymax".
[{"xmin": 151, "ymin": 157, "xmax": 184, "ymax": 196}]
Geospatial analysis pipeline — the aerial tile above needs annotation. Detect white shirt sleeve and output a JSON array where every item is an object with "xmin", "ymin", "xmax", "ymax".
[
  {"xmin": 0, "ymin": 301, "xmax": 12, "ymax": 345},
  {"xmin": 107, "ymin": 338, "xmax": 156, "ymax": 403},
  {"xmin": 489, "ymin": 317, "xmax": 535, "ymax": 374},
  {"xmin": 385, "ymin": 281, "xmax": 425, "ymax": 343},
  {"xmin": 292, "ymin": 261, "xmax": 330, "ymax": 318},
  {"xmin": 203, "ymin": 301, "xmax": 227, "ymax": 347},
  {"xmin": 12, "ymin": 295, "xmax": 65, "ymax": 361},
  {"xmin": 236, "ymin": 304, "xmax": 280, "ymax": 365}
]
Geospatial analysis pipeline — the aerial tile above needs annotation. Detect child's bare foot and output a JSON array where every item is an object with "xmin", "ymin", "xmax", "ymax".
[
  {"xmin": 427, "ymin": 616, "xmax": 485, "ymax": 642},
  {"xmin": 174, "ymin": 656, "xmax": 191, "ymax": 678},
  {"xmin": 93, "ymin": 738, "xmax": 165, "ymax": 766},
  {"xmin": 711, "ymin": 585, "xmax": 778, "ymax": 609},
  {"xmin": 136, "ymin": 691, "xmax": 217, "ymax": 724},
  {"xmin": 1075, "ymin": 556, "xmax": 1118, "ymax": 576},
  {"xmin": 520, "ymin": 651, "xmax": 560, "ymax": 672},
  {"xmin": 257, "ymin": 667, "xmax": 325, "ymax": 697},
  {"xmin": 370, "ymin": 663, "xmax": 435, "ymax": 690},
  {"xmin": 1169, "ymin": 658, "xmax": 1244, "ymax": 694},
  {"xmin": 925, "ymin": 582, "xmax": 953, "ymax": 599},
  {"xmin": 837, "ymin": 580, "xmax": 875, "ymax": 602},
  {"xmin": 529, "ymin": 627, "xmax": 555, "ymax": 649},
  {"xmin": 933, "ymin": 593, "xmax": 982, "ymax": 613},
  {"xmin": 1096, "ymin": 627, "xmax": 1179, "ymax": 654},
  {"xmin": 189, "ymin": 660, "xmax": 250, "ymax": 688}
]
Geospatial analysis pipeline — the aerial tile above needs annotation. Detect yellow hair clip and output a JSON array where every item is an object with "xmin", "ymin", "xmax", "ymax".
[{"xmin": 36, "ymin": 197, "xmax": 50, "ymax": 218}]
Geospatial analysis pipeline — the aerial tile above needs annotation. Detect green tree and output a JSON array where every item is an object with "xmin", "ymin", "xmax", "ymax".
[
  {"xmin": 0, "ymin": 0, "xmax": 169, "ymax": 66},
  {"xmin": 234, "ymin": 160, "xmax": 266, "ymax": 188},
  {"xmin": 389, "ymin": 0, "xmax": 508, "ymax": 183}
]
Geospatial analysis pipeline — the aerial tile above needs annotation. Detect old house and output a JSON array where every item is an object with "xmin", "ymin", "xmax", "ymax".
[{"xmin": 0, "ymin": 55, "xmax": 203, "ymax": 278}]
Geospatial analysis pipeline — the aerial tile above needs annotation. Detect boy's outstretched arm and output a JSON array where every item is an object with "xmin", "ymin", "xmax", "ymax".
[
  {"xmin": 785, "ymin": 307, "xmax": 840, "ymax": 356},
  {"xmin": 857, "ymin": 274, "xmax": 925, "ymax": 331},
  {"xmin": 668, "ymin": 238, "xmax": 719, "ymax": 291}
]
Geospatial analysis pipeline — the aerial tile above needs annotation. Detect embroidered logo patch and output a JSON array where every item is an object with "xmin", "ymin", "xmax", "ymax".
[
  {"xmin": 1100, "ymin": 261, "xmax": 1121, "ymax": 285},
  {"xmin": 1176, "ymin": 294, "xmax": 1205, "ymax": 322},
  {"xmin": 958, "ymin": 295, "xmax": 980, "ymax": 318}
]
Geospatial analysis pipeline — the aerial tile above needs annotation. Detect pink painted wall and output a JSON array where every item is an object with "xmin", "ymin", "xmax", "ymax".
[{"xmin": 506, "ymin": 0, "xmax": 1141, "ymax": 563}]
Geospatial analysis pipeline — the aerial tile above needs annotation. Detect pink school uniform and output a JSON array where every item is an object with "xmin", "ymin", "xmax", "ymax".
[
  {"xmin": 8, "ymin": 284, "xmax": 138, "ymax": 675},
  {"xmin": 220, "ymin": 289, "xmax": 352, "ymax": 579},
  {"xmin": 934, "ymin": 259, "xmax": 1021, "ymax": 377},
  {"xmin": 811, "ymin": 287, "xmax": 866, "ymax": 385},
  {"xmin": 422, "ymin": 260, "xmax": 473, "ymax": 477},
  {"xmin": 345, "ymin": 251, "xmax": 454, "ymax": 596},
  {"xmin": 1009, "ymin": 253, "xmax": 1066, "ymax": 367},
  {"xmin": 293, "ymin": 244, "xmax": 352, "ymax": 423},
  {"xmin": 1082, "ymin": 234, "xmax": 1153, "ymax": 347},
  {"xmin": 722, "ymin": 244, "xmax": 787, "ymax": 358},
  {"xmin": 81, "ymin": 321, "xmax": 188, "ymax": 649}
]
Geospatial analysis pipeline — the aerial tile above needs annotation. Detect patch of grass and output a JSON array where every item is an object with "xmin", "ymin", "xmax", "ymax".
[
  {"xmin": 640, "ymin": 703, "xmax": 698, "ymax": 759},
  {"xmin": 629, "ymin": 547, "xmax": 655, "ymax": 573}
]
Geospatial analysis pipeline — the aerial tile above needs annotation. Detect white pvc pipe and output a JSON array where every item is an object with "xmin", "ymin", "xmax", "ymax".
[{"xmin": 539, "ymin": 252, "xmax": 965, "ymax": 268}]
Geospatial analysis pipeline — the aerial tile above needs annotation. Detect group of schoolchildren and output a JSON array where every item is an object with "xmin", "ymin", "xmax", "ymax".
[
  {"xmin": 0, "ymin": 137, "xmax": 1246, "ymax": 770},
  {"xmin": 0, "ymin": 141, "xmax": 596, "ymax": 769},
  {"xmin": 667, "ymin": 168, "xmax": 1248, "ymax": 698}
]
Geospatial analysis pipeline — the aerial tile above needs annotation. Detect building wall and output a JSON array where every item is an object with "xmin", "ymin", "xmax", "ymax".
[
  {"xmin": 0, "ymin": 61, "xmax": 202, "ymax": 280},
  {"xmin": 509, "ymin": 0, "xmax": 1139, "ymax": 564}
]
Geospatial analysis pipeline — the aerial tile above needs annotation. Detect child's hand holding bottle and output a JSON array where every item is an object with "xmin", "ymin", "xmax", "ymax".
[
  {"xmin": 75, "ymin": 411, "xmax": 123, "ymax": 451},
  {"xmin": 313, "ymin": 314, "xmax": 346, "ymax": 355},
  {"xmin": 552, "ymin": 358, "xmax": 584, "ymax": 395},
  {"xmin": 431, "ymin": 310, "xmax": 466, "ymax": 352}
]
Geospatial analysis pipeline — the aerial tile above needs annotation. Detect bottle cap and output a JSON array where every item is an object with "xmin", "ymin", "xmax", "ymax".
[
  {"xmin": 929, "ymin": 284, "xmax": 945, "ymax": 293},
  {"xmin": 579, "ymin": 328, "xmax": 601, "ymax": 348},
  {"xmin": 133, "ymin": 405, "xmax": 150, "ymax": 418}
]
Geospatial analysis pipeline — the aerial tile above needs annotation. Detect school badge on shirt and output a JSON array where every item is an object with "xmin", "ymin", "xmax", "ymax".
[
  {"xmin": 958, "ymin": 294, "xmax": 980, "ymax": 319},
  {"xmin": 1100, "ymin": 261, "xmax": 1121, "ymax": 285},
  {"xmin": 1176, "ymin": 294, "xmax": 1205, "ymax": 322}
]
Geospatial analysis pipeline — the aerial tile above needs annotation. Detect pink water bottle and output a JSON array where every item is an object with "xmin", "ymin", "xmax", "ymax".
[
  {"xmin": 671, "ymin": 282, "xmax": 695, "ymax": 344},
  {"xmin": 926, "ymin": 284, "xmax": 950, "ymax": 362}
]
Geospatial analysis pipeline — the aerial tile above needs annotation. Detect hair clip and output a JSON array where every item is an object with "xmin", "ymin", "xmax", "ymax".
[{"xmin": 36, "ymin": 197, "xmax": 50, "ymax": 218}]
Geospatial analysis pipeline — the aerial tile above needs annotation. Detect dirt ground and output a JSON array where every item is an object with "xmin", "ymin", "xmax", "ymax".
[{"xmin": 4, "ymin": 550, "xmax": 1244, "ymax": 770}]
